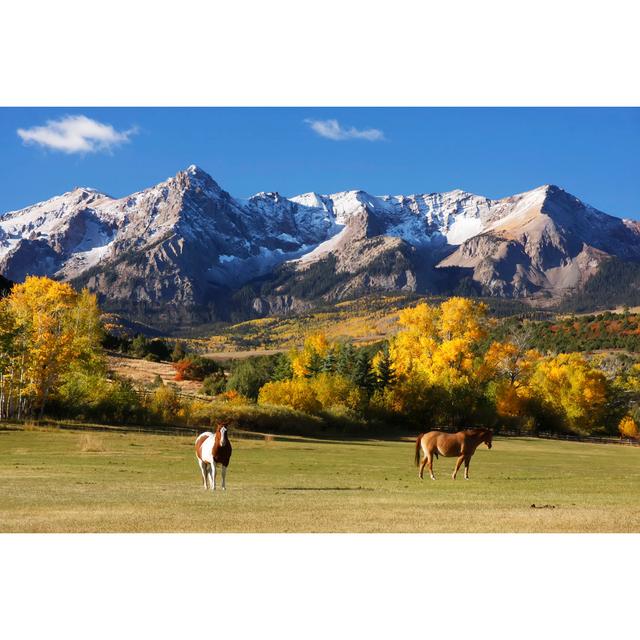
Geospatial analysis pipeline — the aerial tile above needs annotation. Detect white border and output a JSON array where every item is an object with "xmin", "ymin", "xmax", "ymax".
[
  {"xmin": 1, "ymin": 1, "xmax": 639, "ymax": 106},
  {"xmin": 1, "ymin": 1, "xmax": 639, "ymax": 637},
  {"xmin": 1, "ymin": 534, "xmax": 637, "ymax": 639}
]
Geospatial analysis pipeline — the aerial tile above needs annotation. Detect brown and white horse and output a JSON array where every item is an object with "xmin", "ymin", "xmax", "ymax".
[
  {"xmin": 415, "ymin": 429, "xmax": 492, "ymax": 480},
  {"xmin": 195, "ymin": 423, "xmax": 232, "ymax": 491}
]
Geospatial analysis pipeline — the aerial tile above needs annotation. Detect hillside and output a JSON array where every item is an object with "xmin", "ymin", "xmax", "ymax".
[{"xmin": 202, "ymin": 294, "xmax": 541, "ymax": 353}]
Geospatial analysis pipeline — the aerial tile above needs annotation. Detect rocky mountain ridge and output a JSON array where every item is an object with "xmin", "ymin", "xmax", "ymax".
[{"xmin": 1, "ymin": 165, "xmax": 638, "ymax": 325}]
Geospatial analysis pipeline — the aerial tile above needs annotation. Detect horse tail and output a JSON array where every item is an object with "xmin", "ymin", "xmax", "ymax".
[{"xmin": 414, "ymin": 434, "xmax": 424, "ymax": 466}]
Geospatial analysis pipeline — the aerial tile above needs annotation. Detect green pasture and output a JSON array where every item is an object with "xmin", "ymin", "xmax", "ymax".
[{"xmin": 1, "ymin": 426, "xmax": 639, "ymax": 532}]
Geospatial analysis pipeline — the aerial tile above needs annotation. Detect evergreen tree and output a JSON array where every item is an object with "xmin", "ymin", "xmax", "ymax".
[
  {"xmin": 336, "ymin": 342, "xmax": 357, "ymax": 377},
  {"xmin": 322, "ymin": 348, "xmax": 337, "ymax": 373},
  {"xmin": 171, "ymin": 340, "xmax": 188, "ymax": 362},
  {"xmin": 374, "ymin": 346, "xmax": 395, "ymax": 389},
  {"xmin": 306, "ymin": 349, "xmax": 324, "ymax": 377},
  {"xmin": 351, "ymin": 351, "xmax": 375, "ymax": 394},
  {"xmin": 272, "ymin": 352, "xmax": 293, "ymax": 381},
  {"xmin": 131, "ymin": 335, "xmax": 148, "ymax": 358}
]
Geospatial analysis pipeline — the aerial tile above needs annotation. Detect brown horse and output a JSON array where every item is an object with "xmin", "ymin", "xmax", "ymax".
[{"xmin": 415, "ymin": 429, "xmax": 492, "ymax": 480}]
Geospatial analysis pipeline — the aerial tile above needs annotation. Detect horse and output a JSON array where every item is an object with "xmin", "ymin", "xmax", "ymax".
[
  {"xmin": 195, "ymin": 423, "xmax": 232, "ymax": 491},
  {"xmin": 414, "ymin": 428, "xmax": 492, "ymax": 480}
]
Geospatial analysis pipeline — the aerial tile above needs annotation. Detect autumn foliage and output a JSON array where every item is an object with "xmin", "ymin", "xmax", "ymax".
[
  {"xmin": 618, "ymin": 415, "xmax": 640, "ymax": 440},
  {"xmin": 0, "ymin": 280, "xmax": 629, "ymax": 437},
  {"xmin": 256, "ymin": 297, "xmax": 617, "ymax": 434},
  {"xmin": 0, "ymin": 276, "xmax": 103, "ymax": 418}
]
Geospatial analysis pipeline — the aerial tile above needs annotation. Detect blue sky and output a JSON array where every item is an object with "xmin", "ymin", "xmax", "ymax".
[{"xmin": 1, "ymin": 107, "xmax": 638, "ymax": 218}]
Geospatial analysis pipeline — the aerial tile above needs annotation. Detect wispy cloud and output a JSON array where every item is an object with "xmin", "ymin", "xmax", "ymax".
[
  {"xmin": 17, "ymin": 115, "xmax": 137, "ymax": 154},
  {"xmin": 305, "ymin": 118, "xmax": 385, "ymax": 142}
]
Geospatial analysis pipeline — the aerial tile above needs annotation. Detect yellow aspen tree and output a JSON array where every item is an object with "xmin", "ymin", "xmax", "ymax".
[
  {"xmin": 5, "ymin": 276, "xmax": 103, "ymax": 416},
  {"xmin": 618, "ymin": 415, "xmax": 640, "ymax": 440},
  {"xmin": 530, "ymin": 353, "xmax": 608, "ymax": 433}
]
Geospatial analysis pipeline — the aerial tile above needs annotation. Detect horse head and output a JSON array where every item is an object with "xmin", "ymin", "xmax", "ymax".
[
  {"xmin": 217, "ymin": 422, "xmax": 229, "ymax": 446},
  {"xmin": 483, "ymin": 429, "xmax": 493, "ymax": 449}
]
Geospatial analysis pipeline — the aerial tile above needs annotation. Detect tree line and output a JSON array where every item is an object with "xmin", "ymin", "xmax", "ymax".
[{"xmin": 3, "ymin": 277, "xmax": 640, "ymax": 439}]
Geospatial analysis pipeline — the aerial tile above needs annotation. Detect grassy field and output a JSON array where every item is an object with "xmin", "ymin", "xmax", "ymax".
[{"xmin": 1, "ymin": 426, "xmax": 639, "ymax": 533}]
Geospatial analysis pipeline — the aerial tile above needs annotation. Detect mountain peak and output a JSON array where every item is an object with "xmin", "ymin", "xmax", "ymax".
[
  {"xmin": 71, "ymin": 186, "xmax": 108, "ymax": 198},
  {"xmin": 540, "ymin": 184, "xmax": 565, "ymax": 196},
  {"xmin": 177, "ymin": 164, "xmax": 224, "ymax": 195},
  {"xmin": 185, "ymin": 163, "xmax": 206, "ymax": 176}
]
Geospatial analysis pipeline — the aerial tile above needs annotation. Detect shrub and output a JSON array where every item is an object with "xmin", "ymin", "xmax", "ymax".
[
  {"xmin": 227, "ymin": 357, "xmax": 274, "ymax": 399},
  {"xmin": 148, "ymin": 384, "xmax": 182, "ymax": 423},
  {"xmin": 201, "ymin": 371, "xmax": 227, "ymax": 396},
  {"xmin": 258, "ymin": 379, "xmax": 322, "ymax": 414},
  {"xmin": 131, "ymin": 336, "xmax": 171, "ymax": 361},
  {"xmin": 171, "ymin": 341, "xmax": 188, "ymax": 362},
  {"xmin": 54, "ymin": 371, "xmax": 144, "ymax": 424},
  {"xmin": 173, "ymin": 356, "xmax": 221, "ymax": 382},
  {"xmin": 619, "ymin": 415, "xmax": 640, "ymax": 440}
]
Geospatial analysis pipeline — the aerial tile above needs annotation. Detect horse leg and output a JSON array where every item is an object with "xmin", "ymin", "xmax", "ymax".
[
  {"xmin": 452, "ymin": 455, "xmax": 464, "ymax": 480},
  {"xmin": 210, "ymin": 463, "xmax": 217, "ymax": 492},
  {"xmin": 427, "ymin": 453, "xmax": 436, "ymax": 481},
  {"xmin": 198, "ymin": 459, "xmax": 208, "ymax": 490},
  {"xmin": 418, "ymin": 446, "xmax": 428, "ymax": 480},
  {"xmin": 221, "ymin": 465, "xmax": 227, "ymax": 491},
  {"xmin": 464, "ymin": 455, "xmax": 471, "ymax": 480},
  {"xmin": 418, "ymin": 443, "xmax": 431, "ymax": 480}
]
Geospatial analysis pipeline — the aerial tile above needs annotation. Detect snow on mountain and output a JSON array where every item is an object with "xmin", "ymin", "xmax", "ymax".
[
  {"xmin": 438, "ymin": 184, "xmax": 640, "ymax": 296},
  {"xmin": 1, "ymin": 165, "xmax": 638, "ymax": 324},
  {"xmin": 0, "ymin": 165, "xmax": 540, "ymax": 284}
]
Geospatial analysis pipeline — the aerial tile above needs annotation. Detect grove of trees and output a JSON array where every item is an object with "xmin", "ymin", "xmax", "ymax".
[{"xmin": 3, "ymin": 277, "xmax": 639, "ymax": 438}]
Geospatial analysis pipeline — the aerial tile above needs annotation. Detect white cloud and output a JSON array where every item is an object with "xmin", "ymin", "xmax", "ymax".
[
  {"xmin": 17, "ymin": 115, "xmax": 137, "ymax": 154},
  {"xmin": 305, "ymin": 118, "xmax": 385, "ymax": 142}
]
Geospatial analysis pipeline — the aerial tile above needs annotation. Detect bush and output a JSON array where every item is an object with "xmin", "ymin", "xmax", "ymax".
[
  {"xmin": 619, "ymin": 415, "xmax": 640, "ymax": 440},
  {"xmin": 173, "ymin": 356, "xmax": 221, "ymax": 382},
  {"xmin": 258, "ymin": 379, "xmax": 322, "ymax": 414},
  {"xmin": 54, "ymin": 370, "xmax": 144, "ymax": 424},
  {"xmin": 227, "ymin": 357, "xmax": 274, "ymax": 399},
  {"xmin": 131, "ymin": 336, "xmax": 171, "ymax": 361},
  {"xmin": 148, "ymin": 384, "xmax": 182, "ymax": 423},
  {"xmin": 171, "ymin": 341, "xmax": 188, "ymax": 362},
  {"xmin": 201, "ymin": 371, "xmax": 227, "ymax": 396}
]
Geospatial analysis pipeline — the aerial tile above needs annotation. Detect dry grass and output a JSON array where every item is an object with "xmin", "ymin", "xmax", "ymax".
[
  {"xmin": 107, "ymin": 355, "xmax": 202, "ymax": 394},
  {"xmin": 1, "ymin": 427, "xmax": 640, "ymax": 533},
  {"xmin": 78, "ymin": 434, "xmax": 106, "ymax": 453}
]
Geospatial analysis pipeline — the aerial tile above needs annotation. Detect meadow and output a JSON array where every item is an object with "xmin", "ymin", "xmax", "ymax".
[{"xmin": 1, "ymin": 425, "xmax": 639, "ymax": 533}]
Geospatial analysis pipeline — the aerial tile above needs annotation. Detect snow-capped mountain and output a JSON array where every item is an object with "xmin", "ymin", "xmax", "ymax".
[{"xmin": 1, "ymin": 165, "xmax": 638, "ymax": 325}]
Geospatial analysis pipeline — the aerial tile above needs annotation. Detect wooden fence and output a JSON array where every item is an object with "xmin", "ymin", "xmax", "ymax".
[{"xmin": 5, "ymin": 417, "xmax": 640, "ymax": 447}]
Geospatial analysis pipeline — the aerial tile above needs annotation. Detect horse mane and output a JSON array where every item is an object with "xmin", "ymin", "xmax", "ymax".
[{"xmin": 463, "ymin": 427, "xmax": 491, "ymax": 437}]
